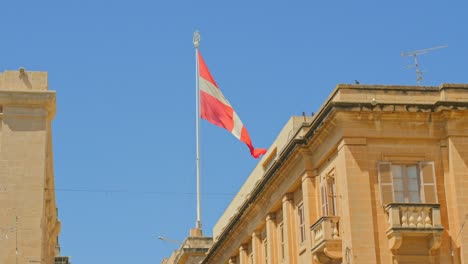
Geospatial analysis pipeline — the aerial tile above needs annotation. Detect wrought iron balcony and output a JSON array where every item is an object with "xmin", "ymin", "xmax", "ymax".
[
  {"xmin": 385, "ymin": 203, "xmax": 443, "ymax": 250},
  {"xmin": 310, "ymin": 216, "xmax": 342, "ymax": 262}
]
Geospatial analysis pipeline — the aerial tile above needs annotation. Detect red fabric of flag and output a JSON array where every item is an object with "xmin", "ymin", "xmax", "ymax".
[{"xmin": 198, "ymin": 50, "xmax": 267, "ymax": 158}]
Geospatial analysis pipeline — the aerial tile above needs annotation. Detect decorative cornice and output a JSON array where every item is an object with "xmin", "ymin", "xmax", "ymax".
[{"xmin": 0, "ymin": 90, "xmax": 56, "ymax": 119}]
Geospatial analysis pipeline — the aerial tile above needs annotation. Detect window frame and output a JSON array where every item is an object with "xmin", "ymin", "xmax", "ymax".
[
  {"xmin": 377, "ymin": 161, "xmax": 438, "ymax": 205},
  {"xmin": 279, "ymin": 222, "xmax": 285, "ymax": 261},
  {"xmin": 297, "ymin": 203, "xmax": 306, "ymax": 244},
  {"xmin": 320, "ymin": 172, "xmax": 337, "ymax": 216},
  {"xmin": 392, "ymin": 163, "xmax": 421, "ymax": 203}
]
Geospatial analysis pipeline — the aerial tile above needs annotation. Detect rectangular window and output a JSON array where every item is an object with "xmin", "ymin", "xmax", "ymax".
[
  {"xmin": 320, "ymin": 173, "xmax": 336, "ymax": 216},
  {"xmin": 298, "ymin": 203, "xmax": 306, "ymax": 244},
  {"xmin": 378, "ymin": 161, "xmax": 437, "ymax": 204},
  {"xmin": 279, "ymin": 223, "xmax": 285, "ymax": 261},
  {"xmin": 391, "ymin": 164, "xmax": 420, "ymax": 203}
]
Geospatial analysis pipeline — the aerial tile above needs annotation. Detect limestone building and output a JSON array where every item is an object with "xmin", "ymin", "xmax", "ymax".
[
  {"xmin": 0, "ymin": 70, "xmax": 63, "ymax": 264},
  {"xmin": 200, "ymin": 83, "xmax": 468, "ymax": 263},
  {"xmin": 161, "ymin": 229, "xmax": 213, "ymax": 264}
]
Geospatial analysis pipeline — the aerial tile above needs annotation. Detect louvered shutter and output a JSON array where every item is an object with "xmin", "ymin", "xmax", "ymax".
[
  {"xmin": 378, "ymin": 162, "xmax": 394, "ymax": 205},
  {"xmin": 321, "ymin": 183, "xmax": 329, "ymax": 216},
  {"xmin": 419, "ymin": 162, "xmax": 438, "ymax": 203}
]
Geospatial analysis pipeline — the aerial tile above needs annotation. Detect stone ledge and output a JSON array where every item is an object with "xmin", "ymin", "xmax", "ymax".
[{"xmin": 0, "ymin": 70, "xmax": 48, "ymax": 91}]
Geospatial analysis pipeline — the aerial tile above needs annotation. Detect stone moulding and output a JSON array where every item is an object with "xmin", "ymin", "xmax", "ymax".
[{"xmin": 0, "ymin": 91, "xmax": 56, "ymax": 118}]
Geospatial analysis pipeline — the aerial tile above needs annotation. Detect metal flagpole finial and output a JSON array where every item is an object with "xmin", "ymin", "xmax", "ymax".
[{"xmin": 193, "ymin": 31, "xmax": 201, "ymax": 49}]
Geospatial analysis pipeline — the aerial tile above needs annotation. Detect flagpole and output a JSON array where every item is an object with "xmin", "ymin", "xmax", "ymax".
[{"xmin": 193, "ymin": 31, "xmax": 202, "ymax": 231}]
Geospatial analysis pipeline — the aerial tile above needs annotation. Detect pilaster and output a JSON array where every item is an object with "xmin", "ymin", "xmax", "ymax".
[
  {"xmin": 282, "ymin": 193, "xmax": 297, "ymax": 263},
  {"xmin": 252, "ymin": 231, "xmax": 262, "ymax": 264},
  {"xmin": 239, "ymin": 244, "xmax": 248, "ymax": 264},
  {"xmin": 301, "ymin": 171, "xmax": 317, "ymax": 260},
  {"xmin": 445, "ymin": 136, "xmax": 468, "ymax": 263},
  {"xmin": 337, "ymin": 137, "xmax": 377, "ymax": 263},
  {"xmin": 265, "ymin": 213, "xmax": 277, "ymax": 264}
]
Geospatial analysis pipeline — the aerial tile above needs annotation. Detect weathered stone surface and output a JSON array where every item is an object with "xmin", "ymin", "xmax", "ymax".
[{"xmin": 0, "ymin": 70, "xmax": 59, "ymax": 264}]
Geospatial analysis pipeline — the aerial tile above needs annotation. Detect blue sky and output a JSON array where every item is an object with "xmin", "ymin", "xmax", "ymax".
[{"xmin": 1, "ymin": 1, "xmax": 467, "ymax": 263}]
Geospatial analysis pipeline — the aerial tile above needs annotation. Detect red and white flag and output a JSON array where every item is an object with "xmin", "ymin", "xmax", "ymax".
[{"xmin": 198, "ymin": 51, "xmax": 267, "ymax": 158}]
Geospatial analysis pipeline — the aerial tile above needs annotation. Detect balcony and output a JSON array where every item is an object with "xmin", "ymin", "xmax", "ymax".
[
  {"xmin": 310, "ymin": 216, "xmax": 342, "ymax": 263},
  {"xmin": 385, "ymin": 203, "xmax": 443, "ymax": 250}
]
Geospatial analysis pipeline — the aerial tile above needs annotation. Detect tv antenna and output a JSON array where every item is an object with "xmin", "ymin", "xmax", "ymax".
[
  {"xmin": 157, "ymin": 235, "xmax": 183, "ymax": 245},
  {"xmin": 401, "ymin": 45, "xmax": 448, "ymax": 86}
]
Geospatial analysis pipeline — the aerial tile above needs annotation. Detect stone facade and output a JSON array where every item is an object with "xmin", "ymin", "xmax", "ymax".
[
  {"xmin": 201, "ymin": 84, "xmax": 468, "ymax": 263},
  {"xmin": 161, "ymin": 228, "xmax": 213, "ymax": 264},
  {"xmin": 0, "ymin": 70, "xmax": 61, "ymax": 264}
]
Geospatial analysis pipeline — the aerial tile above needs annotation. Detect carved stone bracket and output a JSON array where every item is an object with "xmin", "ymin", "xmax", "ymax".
[
  {"xmin": 387, "ymin": 233, "xmax": 403, "ymax": 250},
  {"xmin": 313, "ymin": 252, "xmax": 342, "ymax": 264},
  {"xmin": 429, "ymin": 233, "xmax": 442, "ymax": 251},
  {"xmin": 387, "ymin": 231, "xmax": 442, "ymax": 253}
]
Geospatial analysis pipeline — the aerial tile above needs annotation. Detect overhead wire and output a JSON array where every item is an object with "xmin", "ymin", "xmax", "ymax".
[
  {"xmin": 46, "ymin": 187, "xmax": 246, "ymax": 198},
  {"xmin": 46, "ymin": 187, "xmax": 322, "ymax": 198}
]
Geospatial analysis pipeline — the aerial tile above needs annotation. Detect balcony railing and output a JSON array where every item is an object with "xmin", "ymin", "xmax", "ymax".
[
  {"xmin": 385, "ymin": 203, "xmax": 443, "ymax": 250},
  {"xmin": 385, "ymin": 203, "xmax": 442, "ymax": 230},
  {"xmin": 310, "ymin": 216, "xmax": 342, "ymax": 261}
]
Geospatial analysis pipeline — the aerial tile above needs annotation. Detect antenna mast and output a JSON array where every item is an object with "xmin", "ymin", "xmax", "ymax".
[
  {"xmin": 401, "ymin": 45, "xmax": 448, "ymax": 86},
  {"xmin": 157, "ymin": 236, "xmax": 183, "ymax": 245}
]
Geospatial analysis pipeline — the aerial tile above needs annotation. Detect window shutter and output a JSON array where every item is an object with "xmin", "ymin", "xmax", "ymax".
[
  {"xmin": 419, "ymin": 162, "xmax": 438, "ymax": 203},
  {"xmin": 328, "ymin": 178, "xmax": 337, "ymax": 216},
  {"xmin": 378, "ymin": 162, "xmax": 393, "ymax": 205},
  {"xmin": 320, "ymin": 180, "xmax": 329, "ymax": 216}
]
